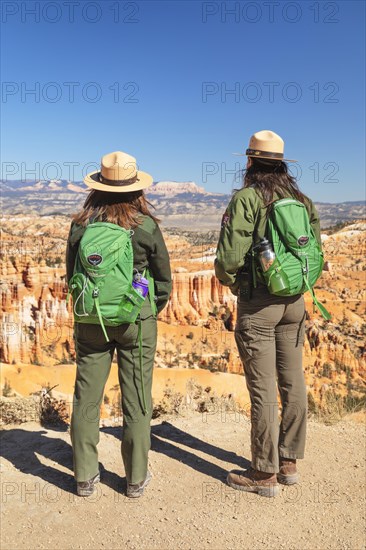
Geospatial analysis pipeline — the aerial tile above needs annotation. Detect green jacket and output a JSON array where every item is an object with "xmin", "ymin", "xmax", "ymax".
[
  {"xmin": 66, "ymin": 215, "xmax": 172, "ymax": 314},
  {"xmin": 215, "ymin": 187, "xmax": 322, "ymax": 288}
]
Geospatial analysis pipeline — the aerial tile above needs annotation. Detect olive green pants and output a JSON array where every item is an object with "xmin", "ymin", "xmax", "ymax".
[
  {"xmin": 70, "ymin": 312, "xmax": 157, "ymax": 484},
  {"xmin": 235, "ymin": 285, "xmax": 307, "ymax": 474}
]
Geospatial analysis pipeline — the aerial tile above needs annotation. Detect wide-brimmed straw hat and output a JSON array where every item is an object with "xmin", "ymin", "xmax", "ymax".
[
  {"xmin": 84, "ymin": 151, "xmax": 153, "ymax": 192},
  {"xmin": 234, "ymin": 130, "xmax": 297, "ymax": 162}
]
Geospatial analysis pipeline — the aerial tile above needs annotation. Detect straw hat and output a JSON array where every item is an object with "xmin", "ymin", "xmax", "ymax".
[
  {"xmin": 235, "ymin": 130, "xmax": 297, "ymax": 162},
  {"xmin": 84, "ymin": 151, "xmax": 153, "ymax": 192}
]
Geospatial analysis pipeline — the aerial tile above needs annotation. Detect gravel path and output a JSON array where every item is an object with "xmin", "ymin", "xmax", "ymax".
[{"xmin": 1, "ymin": 413, "xmax": 365, "ymax": 550}]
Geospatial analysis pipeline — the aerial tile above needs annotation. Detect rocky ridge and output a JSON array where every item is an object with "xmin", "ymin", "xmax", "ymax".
[{"xmin": 1, "ymin": 179, "xmax": 364, "ymax": 228}]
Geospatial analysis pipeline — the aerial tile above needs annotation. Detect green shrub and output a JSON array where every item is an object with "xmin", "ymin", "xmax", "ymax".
[{"xmin": 2, "ymin": 378, "xmax": 12, "ymax": 397}]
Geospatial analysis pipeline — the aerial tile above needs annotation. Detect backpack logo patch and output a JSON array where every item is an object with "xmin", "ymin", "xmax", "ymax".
[
  {"xmin": 87, "ymin": 253, "xmax": 103, "ymax": 266},
  {"xmin": 297, "ymin": 236, "xmax": 309, "ymax": 246}
]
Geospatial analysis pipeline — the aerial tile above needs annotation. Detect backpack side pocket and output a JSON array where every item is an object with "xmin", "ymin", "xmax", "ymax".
[
  {"xmin": 118, "ymin": 284, "xmax": 146, "ymax": 324},
  {"xmin": 262, "ymin": 258, "xmax": 291, "ymax": 296}
]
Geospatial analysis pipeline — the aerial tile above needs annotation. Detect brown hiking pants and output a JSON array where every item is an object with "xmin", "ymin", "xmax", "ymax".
[{"xmin": 235, "ymin": 285, "xmax": 307, "ymax": 473}]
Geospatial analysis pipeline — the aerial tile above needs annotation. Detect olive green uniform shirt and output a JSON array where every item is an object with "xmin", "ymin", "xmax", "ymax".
[
  {"xmin": 215, "ymin": 187, "xmax": 321, "ymax": 288},
  {"xmin": 66, "ymin": 215, "xmax": 172, "ymax": 314}
]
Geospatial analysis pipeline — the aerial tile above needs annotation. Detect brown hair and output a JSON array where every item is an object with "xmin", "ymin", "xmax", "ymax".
[
  {"xmin": 73, "ymin": 189, "xmax": 159, "ymax": 228},
  {"xmin": 243, "ymin": 158, "xmax": 308, "ymax": 209}
]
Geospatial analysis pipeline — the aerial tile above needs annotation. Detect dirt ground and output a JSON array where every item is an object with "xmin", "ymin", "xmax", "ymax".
[{"xmin": 0, "ymin": 412, "xmax": 365, "ymax": 550}]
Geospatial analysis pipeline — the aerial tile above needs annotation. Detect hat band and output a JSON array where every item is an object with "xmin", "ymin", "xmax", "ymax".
[
  {"xmin": 246, "ymin": 148, "xmax": 284, "ymax": 159},
  {"xmin": 99, "ymin": 173, "xmax": 139, "ymax": 186}
]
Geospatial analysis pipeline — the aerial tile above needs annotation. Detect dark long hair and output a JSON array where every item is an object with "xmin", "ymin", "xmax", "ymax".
[
  {"xmin": 243, "ymin": 158, "xmax": 308, "ymax": 208},
  {"xmin": 73, "ymin": 189, "xmax": 159, "ymax": 228}
]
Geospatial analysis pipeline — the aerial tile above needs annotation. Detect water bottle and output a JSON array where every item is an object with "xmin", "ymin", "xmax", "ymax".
[
  {"xmin": 254, "ymin": 238, "xmax": 289, "ymax": 294},
  {"xmin": 255, "ymin": 238, "xmax": 276, "ymax": 272},
  {"xmin": 132, "ymin": 271, "xmax": 149, "ymax": 298}
]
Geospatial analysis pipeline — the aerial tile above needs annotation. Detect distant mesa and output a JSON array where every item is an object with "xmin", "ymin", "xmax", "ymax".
[
  {"xmin": 148, "ymin": 181, "xmax": 207, "ymax": 196},
  {"xmin": 0, "ymin": 179, "xmax": 365, "ymax": 229},
  {"xmin": 0, "ymin": 179, "xmax": 207, "ymax": 196},
  {"xmin": 0, "ymin": 179, "xmax": 86, "ymax": 193},
  {"xmin": 66, "ymin": 182, "xmax": 87, "ymax": 193}
]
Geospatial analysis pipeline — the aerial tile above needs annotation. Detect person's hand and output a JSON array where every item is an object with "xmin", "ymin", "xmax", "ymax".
[{"xmin": 229, "ymin": 281, "xmax": 240, "ymax": 296}]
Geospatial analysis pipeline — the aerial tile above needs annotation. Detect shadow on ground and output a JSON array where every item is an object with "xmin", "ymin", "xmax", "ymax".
[
  {"xmin": 0, "ymin": 420, "xmax": 249, "ymax": 495},
  {"xmin": 103, "ymin": 420, "xmax": 250, "ymax": 482}
]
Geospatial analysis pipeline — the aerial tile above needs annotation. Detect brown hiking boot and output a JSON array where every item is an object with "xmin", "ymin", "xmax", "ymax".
[
  {"xmin": 278, "ymin": 458, "xmax": 299, "ymax": 485},
  {"xmin": 226, "ymin": 468, "xmax": 279, "ymax": 498}
]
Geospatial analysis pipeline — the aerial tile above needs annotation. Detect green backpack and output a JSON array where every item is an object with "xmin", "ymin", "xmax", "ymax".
[
  {"xmin": 252, "ymin": 198, "xmax": 331, "ymax": 320},
  {"xmin": 67, "ymin": 221, "xmax": 156, "ymax": 414},
  {"xmin": 67, "ymin": 221, "xmax": 156, "ymax": 338}
]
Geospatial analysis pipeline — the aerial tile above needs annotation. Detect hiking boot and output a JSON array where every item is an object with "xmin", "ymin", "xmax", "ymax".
[
  {"xmin": 126, "ymin": 470, "xmax": 152, "ymax": 498},
  {"xmin": 226, "ymin": 468, "xmax": 279, "ymax": 498},
  {"xmin": 278, "ymin": 458, "xmax": 299, "ymax": 485},
  {"xmin": 76, "ymin": 472, "xmax": 100, "ymax": 497}
]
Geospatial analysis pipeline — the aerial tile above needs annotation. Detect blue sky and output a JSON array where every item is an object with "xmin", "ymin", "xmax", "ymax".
[{"xmin": 1, "ymin": 0, "xmax": 365, "ymax": 201}]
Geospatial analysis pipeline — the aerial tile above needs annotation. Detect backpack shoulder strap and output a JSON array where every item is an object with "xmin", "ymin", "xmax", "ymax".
[
  {"xmin": 139, "ymin": 215, "xmax": 157, "ymax": 235},
  {"xmin": 69, "ymin": 222, "xmax": 86, "ymax": 247}
]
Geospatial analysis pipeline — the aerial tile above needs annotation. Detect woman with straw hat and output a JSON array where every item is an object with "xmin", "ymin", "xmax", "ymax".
[
  {"xmin": 215, "ymin": 131, "xmax": 322, "ymax": 497},
  {"xmin": 66, "ymin": 151, "xmax": 172, "ymax": 498}
]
